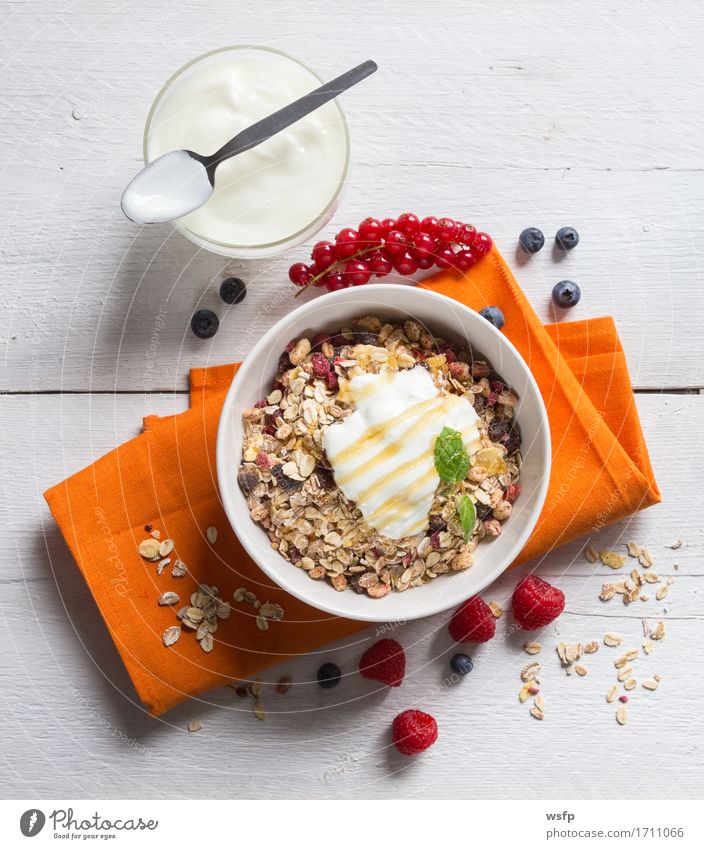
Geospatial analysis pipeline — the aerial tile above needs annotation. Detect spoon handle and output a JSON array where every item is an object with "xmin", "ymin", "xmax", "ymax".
[{"xmin": 211, "ymin": 59, "xmax": 377, "ymax": 167}]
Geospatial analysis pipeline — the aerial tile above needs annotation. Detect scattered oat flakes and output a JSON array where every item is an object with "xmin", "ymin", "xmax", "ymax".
[
  {"xmin": 556, "ymin": 642, "xmax": 583, "ymax": 667},
  {"xmin": 187, "ymin": 720, "xmax": 202, "ymax": 733},
  {"xmin": 530, "ymin": 704, "xmax": 544, "ymax": 721},
  {"xmin": 158, "ymin": 539, "xmax": 174, "ymax": 557},
  {"xmin": 520, "ymin": 662, "xmax": 541, "ymax": 682},
  {"xmin": 617, "ymin": 666, "xmax": 633, "ymax": 682},
  {"xmin": 158, "ymin": 591, "xmax": 179, "ymax": 606},
  {"xmin": 599, "ymin": 583, "xmax": 616, "ymax": 602},
  {"xmin": 584, "ymin": 641, "xmax": 599, "ymax": 654},
  {"xmin": 606, "ymin": 685, "xmax": 619, "ymax": 703},
  {"xmin": 627, "ymin": 542, "xmax": 642, "ymax": 558},
  {"xmin": 171, "ymin": 559, "xmax": 187, "ymax": 578},
  {"xmin": 199, "ymin": 632, "xmax": 214, "ymax": 653},
  {"xmin": 604, "ymin": 633, "xmax": 622, "ymax": 647},
  {"xmin": 253, "ymin": 702, "xmax": 266, "ymax": 721},
  {"xmin": 162, "ymin": 625, "xmax": 181, "ymax": 647},
  {"xmin": 655, "ymin": 584, "xmax": 669, "ymax": 601},
  {"xmin": 138, "ymin": 538, "xmax": 161, "ymax": 560},
  {"xmin": 575, "ymin": 664, "xmax": 588, "ymax": 677},
  {"xmin": 256, "ymin": 614, "xmax": 269, "ymax": 631},
  {"xmin": 638, "ymin": 548, "xmax": 653, "ymax": 568},
  {"xmin": 615, "ymin": 649, "xmax": 638, "ymax": 669},
  {"xmin": 583, "ymin": 545, "xmax": 599, "ymax": 563},
  {"xmin": 600, "ymin": 550, "xmax": 627, "ymax": 569},
  {"xmin": 150, "ymin": 529, "xmax": 161, "ymax": 540},
  {"xmin": 523, "ymin": 641, "xmax": 542, "ymax": 655},
  {"xmin": 644, "ymin": 572, "xmax": 660, "ymax": 584},
  {"xmin": 650, "ymin": 621, "xmax": 666, "ymax": 641},
  {"xmin": 519, "ymin": 683, "xmax": 532, "ymax": 703},
  {"xmin": 206, "ymin": 525, "xmax": 218, "ymax": 544},
  {"xmin": 669, "ymin": 539, "xmax": 683, "ymax": 550},
  {"xmin": 642, "ymin": 679, "xmax": 659, "ymax": 691},
  {"xmin": 643, "ymin": 640, "xmax": 653, "ymax": 655},
  {"xmin": 489, "ymin": 601, "xmax": 503, "ymax": 618},
  {"xmin": 616, "ymin": 706, "xmax": 628, "ymax": 726},
  {"xmin": 624, "ymin": 678, "xmax": 637, "ymax": 691},
  {"xmin": 250, "ymin": 680, "xmax": 263, "ymax": 698}
]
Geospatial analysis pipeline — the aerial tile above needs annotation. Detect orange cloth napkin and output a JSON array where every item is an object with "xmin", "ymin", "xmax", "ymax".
[{"xmin": 45, "ymin": 249, "xmax": 660, "ymax": 715}]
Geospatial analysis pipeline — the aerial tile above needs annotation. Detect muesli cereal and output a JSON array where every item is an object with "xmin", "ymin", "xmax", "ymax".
[{"xmin": 237, "ymin": 315, "xmax": 522, "ymax": 597}]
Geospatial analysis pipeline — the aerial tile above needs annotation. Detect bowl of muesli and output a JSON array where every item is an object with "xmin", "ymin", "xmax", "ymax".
[{"xmin": 217, "ymin": 284, "xmax": 550, "ymax": 621}]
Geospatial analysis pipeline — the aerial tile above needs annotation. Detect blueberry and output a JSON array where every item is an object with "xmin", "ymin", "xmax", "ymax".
[
  {"xmin": 555, "ymin": 226, "xmax": 579, "ymax": 251},
  {"xmin": 190, "ymin": 309, "xmax": 219, "ymax": 339},
  {"xmin": 219, "ymin": 276, "xmax": 247, "ymax": 305},
  {"xmin": 317, "ymin": 662, "xmax": 341, "ymax": 689},
  {"xmin": 552, "ymin": 280, "xmax": 581, "ymax": 309},
  {"xmin": 519, "ymin": 227, "xmax": 545, "ymax": 254},
  {"xmin": 479, "ymin": 305, "xmax": 505, "ymax": 330},
  {"xmin": 451, "ymin": 653, "xmax": 474, "ymax": 677}
]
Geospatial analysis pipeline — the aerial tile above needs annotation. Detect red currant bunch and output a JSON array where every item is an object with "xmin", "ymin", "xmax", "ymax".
[{"xmin": 288, "ymin": 214, "xmax": 493, "ymax": 294}]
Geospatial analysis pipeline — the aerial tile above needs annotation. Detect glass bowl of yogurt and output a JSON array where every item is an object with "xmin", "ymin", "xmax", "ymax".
[{"xmin": 143, "ymin": 46, "xmax": 350, "ymax": 258}]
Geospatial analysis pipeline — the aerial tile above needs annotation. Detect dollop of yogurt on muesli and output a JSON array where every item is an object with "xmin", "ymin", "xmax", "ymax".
[{"xmin": 322, "ymin": 366, "xmax": 481, "ymax": 540}]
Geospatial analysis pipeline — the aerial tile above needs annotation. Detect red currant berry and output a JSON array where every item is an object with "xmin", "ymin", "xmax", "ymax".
[
  {"xmin": 344, "ymin": 260, "xmax": 372, "ymax": 286},
  {"xmin": 384, "ymin": 230, "xmax": 408, "ymax": 256},
  {"xmin": 474, "ymin": 232, "xmax": 494, "ymax": 255},
  {"xmin": 358, "ymin": 217, "xmax": 383, "ymax": 246},
  {"xmin": 311, "ymin": 271, "xmax": 329, "ymax": 288},
  {"xmin": 335, "ymin": 227, "xmax": 360, "ymax": 259},
  {"xmin": 411, "ymin": 231, "xmax": 436, "ymax": 258},
  {"xmin": 420, "ymin": 215, "xmax": 440, "ymax": 238},
  {"xmin": 395, "ymin": 212, "xmax": 421, "ymax": 237},
  {"xmin": 288, "ymin": 262, "xmax": 312, "ymax": 287},
  {"xmin": 434, "ymin": 246, "xmax": 457, "ymax": 268},
  {"xmin": 380, "ymin": 217, "xmax": 397, "ymax": 237},
  {"xmin": 325, "ymin": 272, "xmax": 347, "ymax": 292},
  {"xmin": 311, "ymin": 240, "xmax": 336, "ymax": 267},
  {"xmin": 394, "ymin": 252, "xmax": 418, "ymax": 276},
  {"xmin": 369, "ymin": 253, "xmax": 393, "ymax": 277},
  {"xmin": 436, "ymin": 218, "xmax": 459, "ymax": 244},
  {"xmin": 414, "ymin": 253, "xmax": 435, "ymax": 270},
  {"xmin": 457, "ymin": 223, "xmax": 477, "ymax": 246},
  {"xmin": 455, "ymin": 248, "xmax": 478, "ymax": 271}
]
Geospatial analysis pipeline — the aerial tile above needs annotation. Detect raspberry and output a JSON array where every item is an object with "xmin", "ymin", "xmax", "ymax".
[
  {"xmin": 392, "ymin": 709, "xmax": 438, "ymax": 755},
  {"xmin": 311, "ymin": 352, "xmax": 331, "ymax": 378},
  {"xmin": 359, "ymin": 638, "xmax": 405, "ymax": 687},
  {"xmin": 512, "ymin": 576, "xmax": 565, "ymax": 630},
  {"xmin": 448, "ymin": 596, "xmax": 496, "ymax": 643}
]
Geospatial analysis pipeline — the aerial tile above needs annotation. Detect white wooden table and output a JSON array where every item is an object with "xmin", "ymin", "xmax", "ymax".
[{"xmin": 2, "ymin": 0, "xmax": 703, "ymax": 800}]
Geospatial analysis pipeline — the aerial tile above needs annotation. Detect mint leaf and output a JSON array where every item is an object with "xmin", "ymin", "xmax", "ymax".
[
  {"xmin": 457, "ymin": 495, "xmax": 476, "ymax": 542},
  {"xmin": 434, "ymin": 426, "xmax": 470, "ymax": 484}
]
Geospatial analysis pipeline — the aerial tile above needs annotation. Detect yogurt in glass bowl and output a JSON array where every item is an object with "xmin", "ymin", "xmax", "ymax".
[{"xmin": 143, "ymin": 46, "xmax": 350, "ymax": 258}]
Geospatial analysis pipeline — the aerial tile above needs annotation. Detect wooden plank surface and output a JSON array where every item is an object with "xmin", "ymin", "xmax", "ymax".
[
  {"xmin": 1, "ymin": 393, "xmax": 702, "ymax": 799},
  {"xmin": 1, "ymin": 1, "xmax": 703, "ymax": 391}
]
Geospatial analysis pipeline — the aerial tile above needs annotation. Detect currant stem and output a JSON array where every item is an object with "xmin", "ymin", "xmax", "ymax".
[{"xmin": 293, "ymin": 244, "xmax": 383, "ymax": 298}]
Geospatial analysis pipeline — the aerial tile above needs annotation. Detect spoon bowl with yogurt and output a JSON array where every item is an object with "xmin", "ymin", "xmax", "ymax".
[{"xmin": 121, "ymin": 58, "xmax": 376, "ymax": 225}]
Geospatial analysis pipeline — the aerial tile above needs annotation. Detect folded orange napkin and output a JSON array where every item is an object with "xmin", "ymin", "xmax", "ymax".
[{"xmin": 45, "ymin": 249, "xmax": 660, "ymax": 715}]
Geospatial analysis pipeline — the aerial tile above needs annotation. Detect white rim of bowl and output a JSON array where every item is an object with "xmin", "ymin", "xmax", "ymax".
[{"xmin": 216, "ymin": 284, "xmax": 552, "ymax": 621}]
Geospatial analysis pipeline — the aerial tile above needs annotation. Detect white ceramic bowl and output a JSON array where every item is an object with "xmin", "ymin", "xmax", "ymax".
[{"xmin": 216, "ymin": 285, "xmax": 551, "ymax": 622}]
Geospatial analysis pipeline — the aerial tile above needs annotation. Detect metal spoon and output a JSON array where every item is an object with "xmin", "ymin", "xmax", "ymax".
[{"xmin": 121, "ymin": 59, "xmax": 377, "ymax": 224}]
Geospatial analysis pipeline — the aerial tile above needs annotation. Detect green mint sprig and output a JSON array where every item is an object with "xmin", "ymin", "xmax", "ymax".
[
  {"xmin": 457, "ymin": 495, "xmax": 477, "ymax": 542},
  {"xmin": 433, "ymin": 426, "xmax": 471, "ymax": 484}
]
